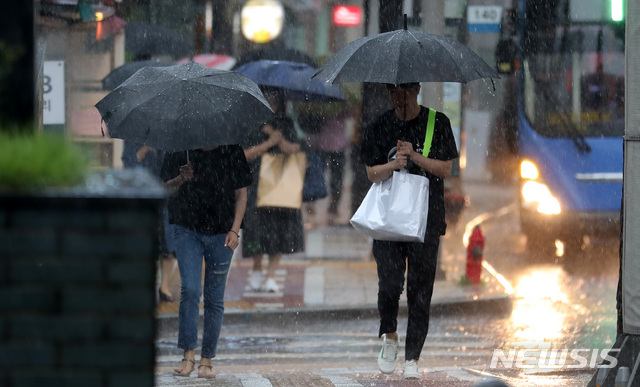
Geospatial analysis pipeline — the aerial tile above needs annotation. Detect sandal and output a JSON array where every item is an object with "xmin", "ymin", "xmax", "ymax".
[
  {"xmin": 174, "ymin": 358, "xmax": 195, "ymax": 377},
  {"xmin": 198, "ymin": 364, "xmax": 216, "ymax": 379}
]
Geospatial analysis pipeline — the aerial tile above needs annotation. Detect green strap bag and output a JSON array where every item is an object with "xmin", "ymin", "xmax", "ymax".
[{"xmin": 422, "ymin": 108, "xmax": 436, "ymax": 157}]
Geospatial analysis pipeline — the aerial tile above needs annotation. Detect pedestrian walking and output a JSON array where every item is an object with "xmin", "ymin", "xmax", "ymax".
[
  {"xmin": 241, "ymin": 87, "xmax": 305, "ymax": 293},
  {"xmin": 122, "ymin": 141, "xmax": 177, "ymax": 303},
  {"xmin": 307, "ymin": 106, "xmax": 354, "ymax": 225},
  {"xmin": 160, "ymin": 145, "xmax": 252, "ymax": 378},
  {"xmin": 360, "ymin": 82, "xmax": 459, "ymax": 379}
]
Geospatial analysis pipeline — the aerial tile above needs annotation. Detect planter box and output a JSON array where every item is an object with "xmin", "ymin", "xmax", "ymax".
[{"xmin": 0, "ymin": 169, "xmax": 166, "ymax": 387}]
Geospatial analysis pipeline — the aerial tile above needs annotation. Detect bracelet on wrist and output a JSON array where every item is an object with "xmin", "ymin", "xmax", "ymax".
[{"xmin": 229, "ymin": 230, "xmax": 240, "ymax": 238}]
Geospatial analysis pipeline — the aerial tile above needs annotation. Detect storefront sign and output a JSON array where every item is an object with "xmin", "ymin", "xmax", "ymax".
[
  {"xmin": 43, "ymin": 61, "xmax": 65, "ymax": 125},
  {"xmin": 332, "ymin": 5, "xmax": 362, "ymax": 27}
]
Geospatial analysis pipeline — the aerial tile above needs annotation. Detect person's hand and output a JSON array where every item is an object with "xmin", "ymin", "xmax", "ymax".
[
  {"xmin": 391, "ymin": 140, "xmax": 410, "ymax": 170},
  {"xmin": 397, "ymin": 140, "xmax": 414, "ymax": 157},
  {"xmin": 179, "ymin": 161, "xmax": 194, "ymax": 182},
  {"xmin": 267, "ymin": 130, "xmax": 283, "ymax": 147},
  {"xmin": 225, "ymin": 230, "xmax": 240, "ymax": 251},
  {"xmin": 278, "ymin": 140, "xmax": 301, "ymax": 154},
  {"xmin": 261, "ymin": 124, "xmax": 276, "ymax": 135}
]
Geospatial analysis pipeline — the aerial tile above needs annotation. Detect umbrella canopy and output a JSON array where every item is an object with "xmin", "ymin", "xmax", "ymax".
[
  {"xmin": 313, "ymin": 20, "xmax": 499, "ymax": 85},
  {"xmin": 102, "ymin": 60, "xmax": 172, "ymax": 91},
  {"xmin": 235, "ymin": 60, "xmax": 346, "ymax": 102},
  {"xmin": 124, "ymin": 22, "xmax": 194, "ymax": 58},
  {"xmin": 175, "ymin": 53, "xmax": 237, "ymax": 70},
  {"xmin": 234, "ymin": 46, "xmax": 316, "ymax": 69},
  {"xmin": 95, "ymin": 61, "xmax": 273, "ymax": 153}
]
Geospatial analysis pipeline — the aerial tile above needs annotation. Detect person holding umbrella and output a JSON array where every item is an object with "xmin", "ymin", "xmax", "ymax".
[
  {"xmin": 96, "ymin": 62, "xmax": 274, "ymax": 379},
  {"xmin": 161, "ymin": 145, "xmax": 252, "ymax": 378},
  {"xmin": 361, "ymin": 82, "xmax": 458, "ymax": 379},
  {"xmin": 241, "ymin": 86, "xmax": 305, "ymax": 293}
]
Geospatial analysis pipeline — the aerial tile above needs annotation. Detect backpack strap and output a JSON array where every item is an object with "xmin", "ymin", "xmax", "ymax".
[{"xmin": 422, "ymin": 108, "xmax": 436, "ymax": 157}]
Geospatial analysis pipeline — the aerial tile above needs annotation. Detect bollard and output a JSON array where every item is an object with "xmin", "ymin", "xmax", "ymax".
[{"xmin": 466, "ymin": 226, "xmax": 485, "ymax": 284}]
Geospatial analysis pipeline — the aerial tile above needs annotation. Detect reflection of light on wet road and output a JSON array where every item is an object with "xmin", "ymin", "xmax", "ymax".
[{"xmin": 511, "ymin": 267, "xmax": 569, "ymax": 341}]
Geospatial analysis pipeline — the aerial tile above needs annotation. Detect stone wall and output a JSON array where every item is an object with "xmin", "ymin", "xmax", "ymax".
[{"xmin": 0, "ymin": 171, "xmax": 165, "ymax": 387}]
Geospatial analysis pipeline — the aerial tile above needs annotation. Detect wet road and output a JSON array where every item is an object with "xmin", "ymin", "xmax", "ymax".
[{"xmin": 155, "ymin": 183, "xmax": 618, "ymax": 386}]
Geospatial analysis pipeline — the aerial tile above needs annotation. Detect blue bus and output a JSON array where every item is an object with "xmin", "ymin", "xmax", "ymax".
[{"xmin": 494, "ymin": 0, "xmax": 625, "ymax": 256}]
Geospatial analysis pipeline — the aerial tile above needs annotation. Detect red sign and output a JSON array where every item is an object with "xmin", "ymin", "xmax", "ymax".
[{"xmin": 332, "ymin": 5, "xmax": 362, "ymax": 27}]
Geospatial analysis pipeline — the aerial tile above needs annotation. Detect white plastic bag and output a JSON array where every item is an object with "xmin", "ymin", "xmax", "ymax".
[{"xmin": 350, "ymin": 170, "xmax": 429, "ymax": 242}]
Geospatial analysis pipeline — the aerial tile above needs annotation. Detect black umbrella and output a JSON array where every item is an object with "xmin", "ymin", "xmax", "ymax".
[
  {"xmin": 102, "ymin": 60, "xmax": 172, "ymax": 91},
  {"xmin": 95, "ymin": 61, "xmax": 273, "ymax": 153},
  {"xmin": 313, "ymin": 17, "xmax": 499, "ymax": 85},
  {"xmin": 124, "ymin": 22, "xmax": 194, "ymax": 59},
  {"xmin": 233, "ymin": 46, "xmax": 316, "ymax": 69}
]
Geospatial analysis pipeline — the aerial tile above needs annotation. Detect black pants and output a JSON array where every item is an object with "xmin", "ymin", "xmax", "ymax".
[{"xmin": 373, "ymin": 234, "xmax": 439, "ymax": 361}]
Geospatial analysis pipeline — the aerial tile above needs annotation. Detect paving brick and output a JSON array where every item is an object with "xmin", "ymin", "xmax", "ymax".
[
  {"xmin": 62, "ymin": 344, "xmax": 153, "ymax": 367},
  {"xmin": 0, "ymin": 344, "xmax": 56, "ymax": 366},
  {"xmin": 61, "ymin": 232, "xmax": 154, "ymax": 258},
  {"xmin": 9, "ymin": 316, "xmax": 104, "ymax": 340},
  {"xmin": 12, "ymin": 209, "xmax": 104, "ymax": 229},
  {"xmin": 108, "ymin": 372, "xmax": 154, "ymax": 387},
  {"xmin": 11, "ymin": 372, "xmax": 102, "ymax": 387},
  {"xmin": 62, "ymin": 289, "xmax": 155, "ymax": 313},
  {"xmin": 108, "ymin": 262, "xmax": 154, "ymax": 284},
  {"xmin": 0, "ymin": 289, "xmax": 56, "ymax": 312},
  {"xmin": 11, "ymin": 261, "xmax": 103, "ymax": 284},
  {"xmin": 107, "ymin": 317, "xmax": 155, "ymax": 340},
  {"xmin": 0, "ymin": 232, "xmax": 56, "ymax": 257}
]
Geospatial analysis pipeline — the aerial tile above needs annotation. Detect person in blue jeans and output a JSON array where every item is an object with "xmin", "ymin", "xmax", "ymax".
[{"xmin": 161, "ymin": 145, "xmax": 252, "ymax": 378}]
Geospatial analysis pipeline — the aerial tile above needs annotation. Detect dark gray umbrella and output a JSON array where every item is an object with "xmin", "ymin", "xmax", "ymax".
[
  {"xmin": 102, "ymin": 60, "xmax": 172, "ymax": 91},
  {"xmin": 313, "ymin": 18, "xmax": 499, "ymax": 85},
  {"xmin": 95, "ymin": 61, "xmax": 273, "ymax": 152},
  {"xmin": 124, "ymin": 22, "xmax": 194, "ymax": 59}
]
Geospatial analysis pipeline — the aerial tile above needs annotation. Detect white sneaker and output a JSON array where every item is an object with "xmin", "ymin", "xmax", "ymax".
[
  {"xmin": 402, "ymin": 360, "xmax": 421, "ymax": 380},
  {"xmin": 248, "ymin": 270, "xmax": 262, "ymax": 291},
  {"xmin": 264, "ymin": 278, "xmax": 279, "ymax": 293},
  {"xmin": 377, "ymin": 335, "xmax": 399, "ymax": 373}
]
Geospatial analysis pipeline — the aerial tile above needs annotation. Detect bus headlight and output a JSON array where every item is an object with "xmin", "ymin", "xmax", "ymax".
[
  {"xmin": 522, "ymin": 180, "xmax": 562, "ymax": 215},
  {"xmin": 520, "ymin": 160, "xmax": 539, "ymax": 180}
]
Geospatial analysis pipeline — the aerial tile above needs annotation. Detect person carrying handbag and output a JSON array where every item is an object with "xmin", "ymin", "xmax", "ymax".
[
  {"xmin": 241, "ymin": 87, "xmax": 306, "ymax": 293},
  {"xmin": 360, "ymin": 82, "xmax": 459, "ymax": 380}
]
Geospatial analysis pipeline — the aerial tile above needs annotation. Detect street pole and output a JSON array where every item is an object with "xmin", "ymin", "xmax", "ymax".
[
  {"xmin": 0, "ymin": 2, "xmax": 35, "ymax": 132},
  {"xmin": 589, "ymin": 1, "xmax": 640, "ymax": 385},
  {"xmin": 420, "ymin": 0, "xmax": 444, "ymax": 111}
]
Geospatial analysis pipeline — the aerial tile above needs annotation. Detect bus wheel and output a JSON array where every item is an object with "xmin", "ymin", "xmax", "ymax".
[
  {"xmin": 562, "ymin": 234, "xmax": 584, "ymax": 261},
  {"xmin": 526, "ymin": 232, "xmax": 556, "ymax": 257}
]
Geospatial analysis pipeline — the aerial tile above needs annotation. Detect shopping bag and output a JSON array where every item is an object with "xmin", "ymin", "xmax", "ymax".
[
  {"xmin": 350, "ymin": 170, "xmax": 429, "ymax": 242},
  {"xmin": 257, "ymin": 152, "xmax": 307, "ymax": 209},
  {"xmin": 302, "ymin": 151, "xmax": 328, "ymax": 202}
]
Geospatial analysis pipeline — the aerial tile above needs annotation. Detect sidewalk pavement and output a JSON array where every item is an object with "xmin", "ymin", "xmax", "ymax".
[{"xmin": 156, "ymin": 179, "xmax": 516, "ymax": 337}]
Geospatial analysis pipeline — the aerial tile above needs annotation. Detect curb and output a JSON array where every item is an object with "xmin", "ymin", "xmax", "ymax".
[{"xmin": 156, "ymin": 293, "xmax": 513, "ymax": 338}]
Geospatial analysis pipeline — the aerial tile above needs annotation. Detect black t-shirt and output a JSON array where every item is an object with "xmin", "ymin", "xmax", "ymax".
[
  {"xmin": 361, "ymin": 106, "xmax": 459, "ymax": 236},
  {"xmin": 160, "ymin": 145, "xmax": 253, "ymax": 235}
]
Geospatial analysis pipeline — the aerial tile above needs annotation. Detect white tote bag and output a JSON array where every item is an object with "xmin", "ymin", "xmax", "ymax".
[{"xmin": 350, "ymin": 170, "xmax": 429, "ymax": 243}]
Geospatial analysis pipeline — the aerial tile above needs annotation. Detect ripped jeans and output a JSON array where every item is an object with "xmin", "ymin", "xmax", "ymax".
[{"xmin": 173, "ymin": 225, "xmax": 233, "ymax": 359}]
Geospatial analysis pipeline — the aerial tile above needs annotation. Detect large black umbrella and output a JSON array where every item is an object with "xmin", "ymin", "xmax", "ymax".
[
  {"xmin": 102, "ymin": 60, "xmax": 172, "ymax": 91},
  {"xmin": 95, "ymin": 61, "xmax": 273, "ymax": 152},
  {"xmin": 235, "ymin": 60, "xmax": 345, "ymax": 102},
  {"xmin": 124, "ymin": 22, "xmax": 194, "ymax": 59},
  {"xmin": 313, "ymin": 18, "xmax": 499, "ymax": 85}
]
